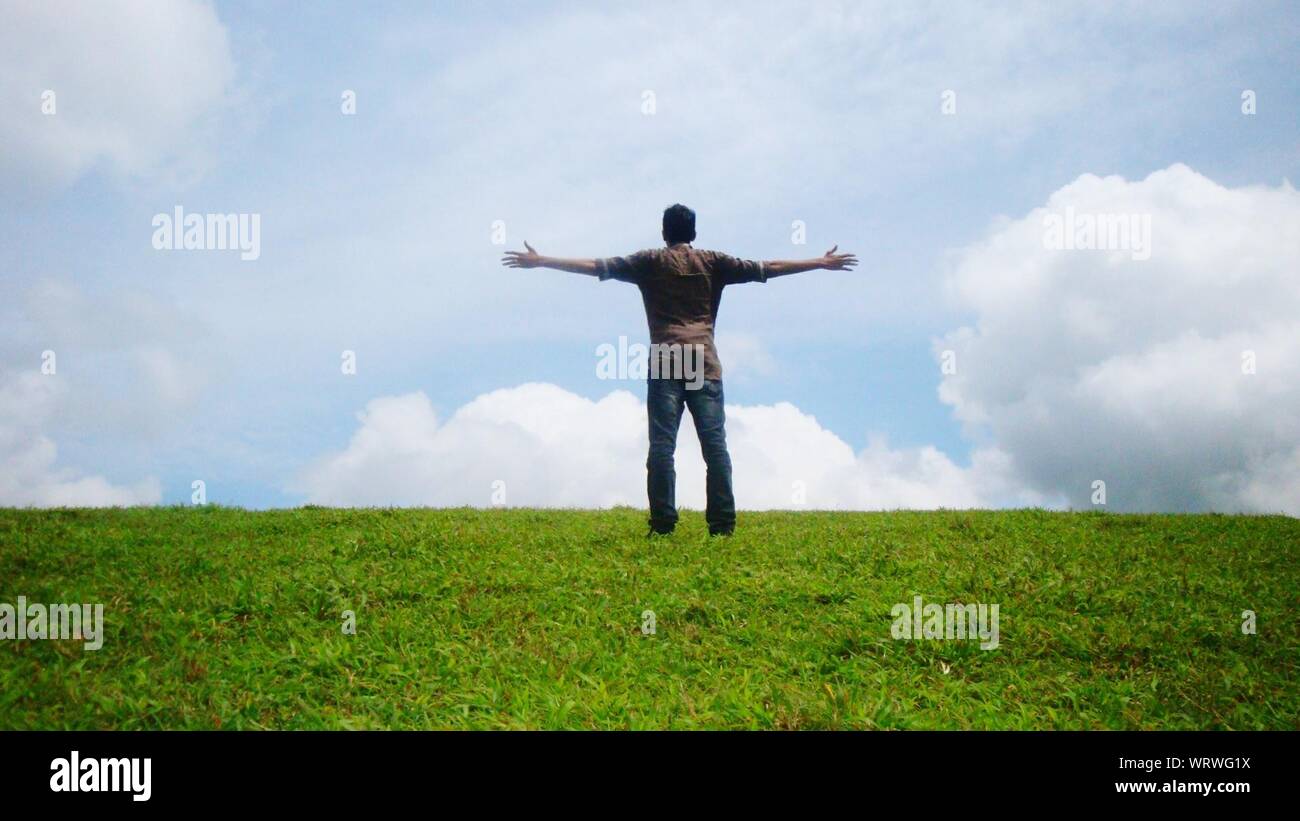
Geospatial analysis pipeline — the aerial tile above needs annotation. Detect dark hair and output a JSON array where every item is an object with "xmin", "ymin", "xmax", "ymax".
[{"xmin": 662, "ymin": 203, "xmax": 696, "ymax": 244}]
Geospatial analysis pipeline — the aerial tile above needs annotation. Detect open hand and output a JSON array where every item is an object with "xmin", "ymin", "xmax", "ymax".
[
  {"xmin": 821, "ymin": 245, "xmax": 858, "ymax": 271},
  {"xmin": 501, "ymin": 241, "xmax": 542, "ymax": 268}
]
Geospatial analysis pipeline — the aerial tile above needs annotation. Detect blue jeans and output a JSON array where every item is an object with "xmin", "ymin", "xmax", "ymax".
[{"xmin": 646, "ymin": 377, "xmax": 735, "ymax": 534}]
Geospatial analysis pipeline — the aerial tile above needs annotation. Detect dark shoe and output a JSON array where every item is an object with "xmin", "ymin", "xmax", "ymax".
[
  {"xmin": 708, "ymin": 528, "xmax": 734, "ymax": 537},
  {"xmin": 646, "ymin": 526, "xmax": 675, "ymax": 537}
]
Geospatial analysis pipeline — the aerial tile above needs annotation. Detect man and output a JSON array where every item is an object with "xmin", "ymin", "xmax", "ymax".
[{"xmin": 502, "ymin": 204, "xmax": 857, "ymax": 536}]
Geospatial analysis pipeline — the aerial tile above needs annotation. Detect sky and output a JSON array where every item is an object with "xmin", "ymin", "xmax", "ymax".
[{"xmin": 1, "ymin": 0, "xmax": 1298, "ymax": 513}]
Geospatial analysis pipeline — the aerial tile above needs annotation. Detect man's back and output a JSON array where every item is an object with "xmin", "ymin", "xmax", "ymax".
[{"xmin": 596, "ymin": 242, "xmax": 767, "ymax": 381}]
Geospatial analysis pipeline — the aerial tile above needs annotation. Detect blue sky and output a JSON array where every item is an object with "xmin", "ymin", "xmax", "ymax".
[{"xmin": 2, "ymin": 1, "xmax": 1298, "ymax": 512}]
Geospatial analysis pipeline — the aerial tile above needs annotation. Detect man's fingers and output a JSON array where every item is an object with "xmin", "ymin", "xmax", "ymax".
[
  {"xmin": 825, "ymin": 244, "xmax": 838, "ymax": 256},
  {"xmin": 524, "ymin": 241, "xmax": 536, "ymax": 254},
  {"xmin": 826, "ymin": 251, "xmax": 858, "ymax": 270},
  {"xmin": 501, "ymin": 248, "xmax": 536, "ymax": 268}
]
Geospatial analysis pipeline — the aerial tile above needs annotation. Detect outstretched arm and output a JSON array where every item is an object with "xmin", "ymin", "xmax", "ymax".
[
  {"xmin": 762, "ymin": 245, "xmax": 858, "ymax": 278},
  {"xmin": 501, "ymin": 242, "xmax": 600, "ymax": 276}
]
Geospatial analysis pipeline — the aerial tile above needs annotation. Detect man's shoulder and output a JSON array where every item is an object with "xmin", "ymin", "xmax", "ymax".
[
  {"xmin": 616, "ymin": 246, "xmax": 744, "ymax": 278},
  {"xmin": 628, "ymin": 245, "xmax": 731, "ymax": 260},
  {"xmin": 613, "ymin": 247, "xmax": 666, "ymax": 266},
  {"xmin": 690, "ymin": 248, "xmax": 737, "ymax": 263}
]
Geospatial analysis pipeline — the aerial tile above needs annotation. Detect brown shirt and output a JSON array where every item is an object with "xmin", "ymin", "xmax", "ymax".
[{"xmin": 597, "ymin": 243, "xmax": 767, "ymax": 382}]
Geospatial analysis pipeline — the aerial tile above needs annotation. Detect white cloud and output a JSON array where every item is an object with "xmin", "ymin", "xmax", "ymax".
[
  {"xmin": 14, "ymin": 280, "xmax": 212, "ymax": 435},
  {"xmin": 0, "ymin": 280, "xmax": 212, "ymax": 507},
  {"xmin": 0, "ymin": 371, "xmax": 159, "ymax": 506},
  {"xmin": 938, "ymin": 164, "xmax": 1300, "ymax": 513},
  {"xmin": 0, "ymin": 0, "xmax": 236, "ymax": 191},
  {"xmin": 295, "ymin": 382, "xmax": 1033, "ymax": 510},
  {"xmin": 714, "ymin": 332, "xmax": 777, "ymax": 383}
]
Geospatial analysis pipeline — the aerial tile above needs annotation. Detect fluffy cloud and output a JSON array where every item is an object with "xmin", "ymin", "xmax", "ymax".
[
  {"xmin": 0, "ymin": 371, "xmax": 159, "ymax": 506},
  {"xmin": 0, "ymin": 280, "xmax": 212, "ymax": 507},
  {"xmin": 0, "ymin": 0, "xmax": 236, "ymax": 191},
  {"xmin": 295, "ymin": 382, "xmax": 1035, "ymax": 510},
  {"xmin": 714, "ymin": 332, "xmax": 777, "ymax": 383},
  {"xmin": 938, "ymin": 164, "xmax": 1300, "ymax": 513}
]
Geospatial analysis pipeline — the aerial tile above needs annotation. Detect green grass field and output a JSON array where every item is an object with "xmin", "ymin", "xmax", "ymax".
[{"xmin": 1, "ymin": 507, "xmax": 1296, "ymax": 729}]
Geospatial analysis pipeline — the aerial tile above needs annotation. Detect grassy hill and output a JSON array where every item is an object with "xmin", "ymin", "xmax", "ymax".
[{"xmin": 1, "ymin": 507, "xmax": 1295, "ymax": 729}]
